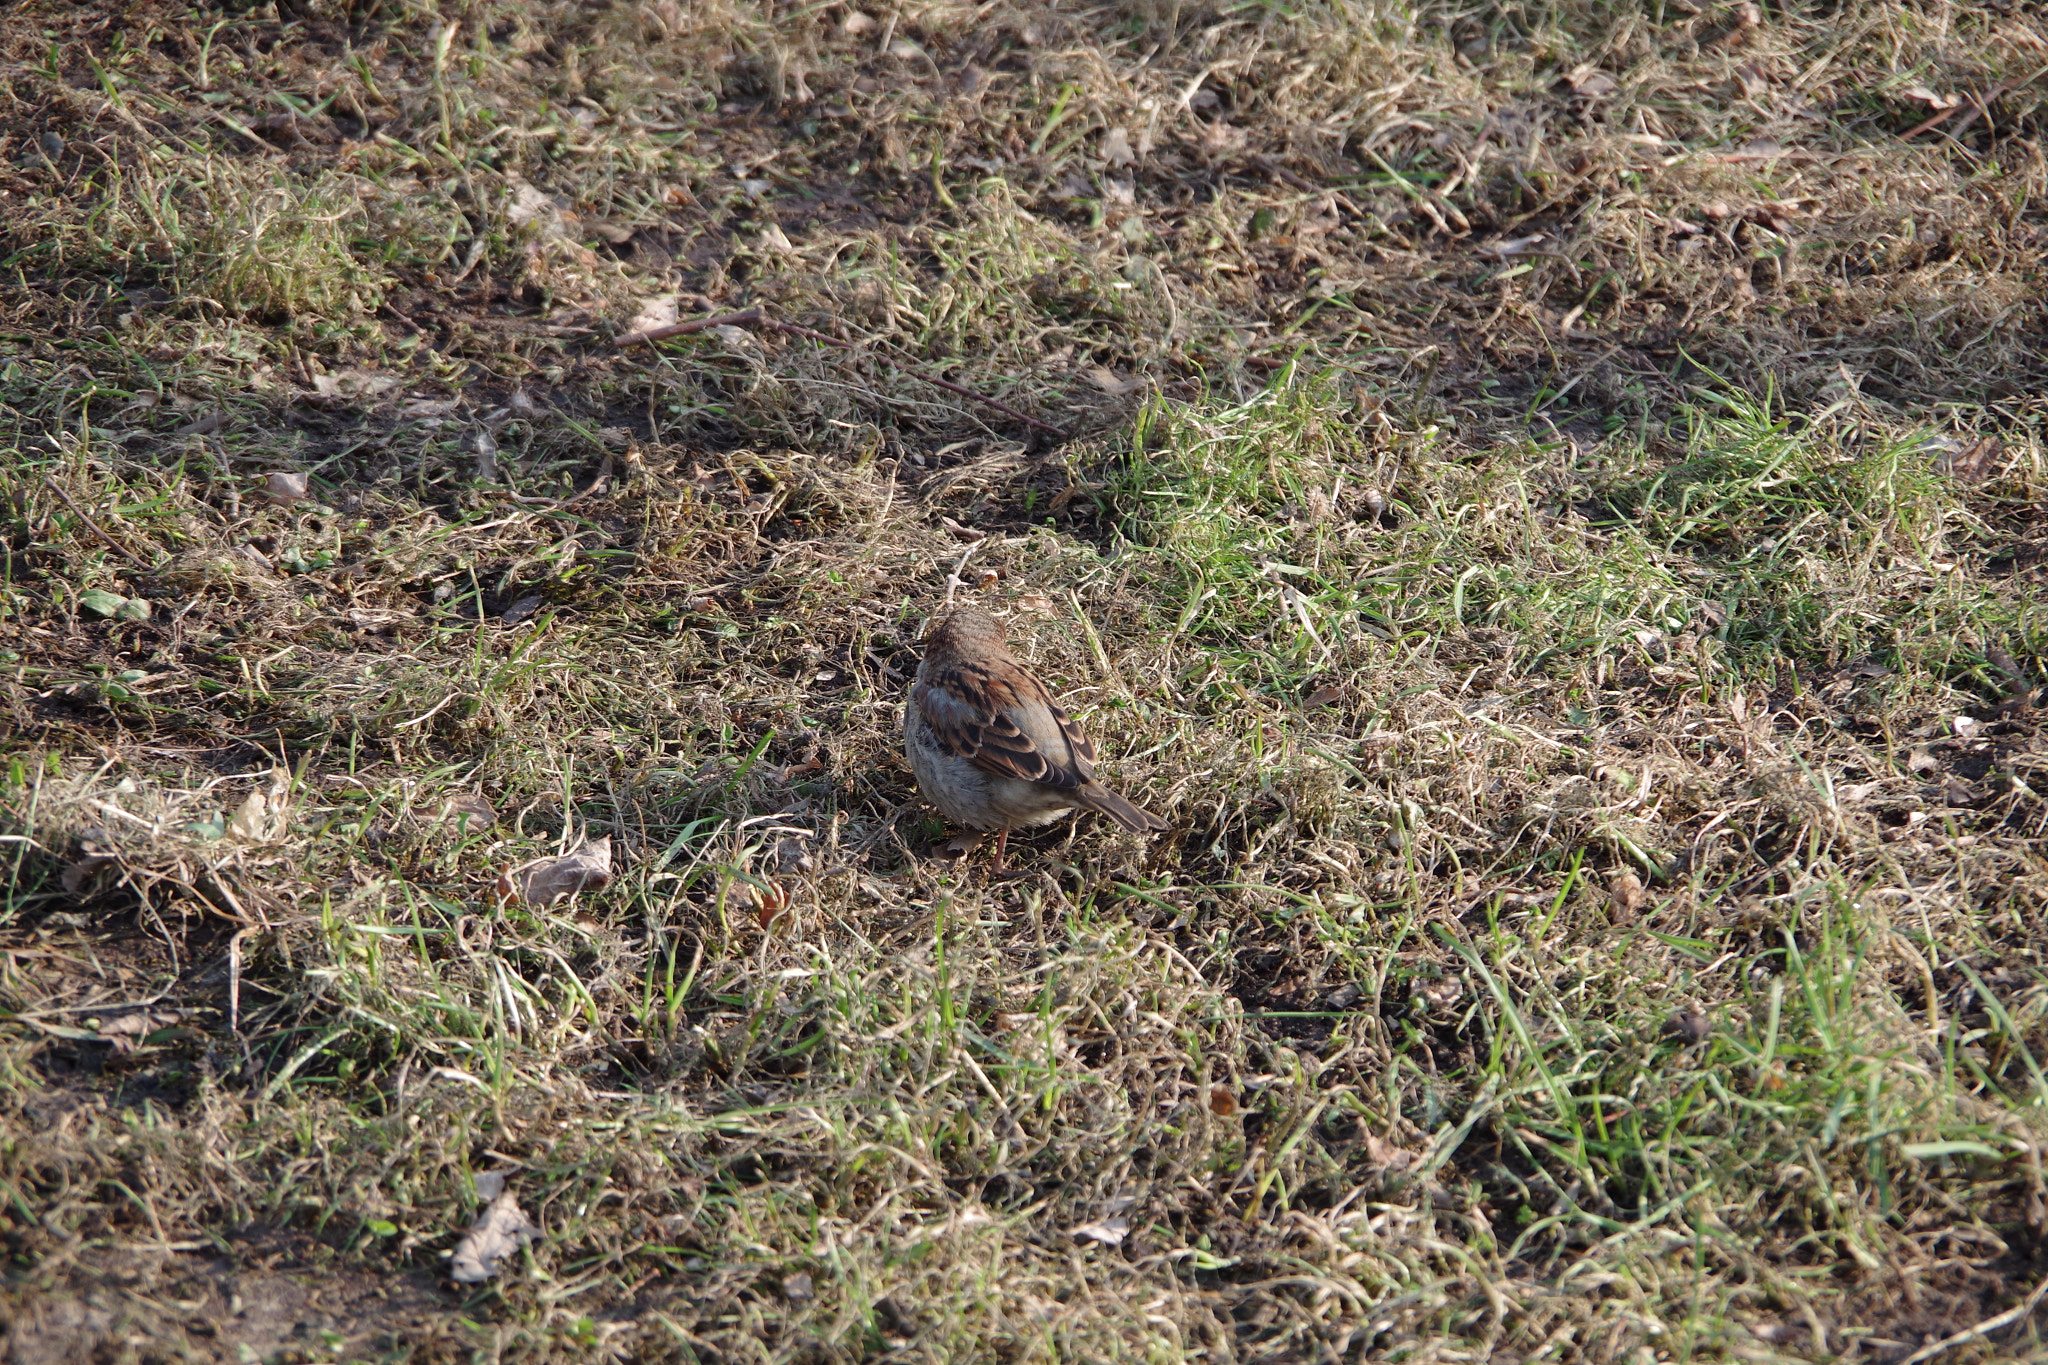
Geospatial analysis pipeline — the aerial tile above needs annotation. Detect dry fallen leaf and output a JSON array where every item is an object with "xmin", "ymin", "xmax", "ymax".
[
  {"xmin": 506, "ymin": 181, "xmax": 557, "ymax": 228},
  {"xmin": 498, "ymin": 595, "xmax": 545, "ymax": 626},
  {"xmin": 61, "ymin": 853, "xmax": 118, "ymax": 896},
  {"xmin": 1086, "ymin": 365, "xmax": 1146, "ymax": 396},
  {"xmin": 229, "ymin": 788, "xmax": 269, "ymax": 841},
  {"xmin": 1014, "ymin": 593, "xmax": 1054, "ymax": 615},
  {"xmin": 773, "ymin": 837, "xmax": 815, "ymax": 876},
  {"xmin": 1363, "ymin": 1132, "xmax": 1420, "ymax": 1171},
  {"xmin": 470, "ymin": 427, "xmax": 500, "ymax": 483},
  {"xmin": 1609, "ymin": 870, "xmax": 1645, "ymax": 919},
  {"xmin": 1070, "ymin": 1215, "xmax": 1130, "ymax": 1246},
  {"xmin": 936, "ymin": 831, "xmax": 985, "ymax": 859},
  {"xmin": 1208, "ymin": 1086, "xmax": 1238, "ymax": 1116},
  {"xmin": 498, "ymin": 836, "xmax": 612, "ymax": 906},
  {"xmin": 1303, "ymin": 685, "xmax": 1343, "ymax": 709},
  {"xmin": 1416, "ymin": 974, "xmax": 1465, "ymax": 1012},
  {"xmin": 310, "ymin": 368, "xmax": 401, "ymax": 400},
  {"xmin": 439, "ymin": 794, "xmax": 497, "ymax": 829},
  {"xmin": 1937, "ymin": 437, "xmax": 2001, "ymax": 483},
  {"xmin": 263, "ymin": 472, "xmax": 308, "ymax": 505},
  {"xmin": 1666, "ymin": 1010, "xmax": 1712, "ymax": 1043},
  {"xmin": 1101, "ymin": 126, "xmax": 1135, "ymax": 167},
  {"xmin": 94, "ymin": 1009, "xmax": 184, "ymax": 1055},
  {"xmin": 449, "ymin": 1171, "xmax": 539, "ymax": 1283},
  {"xmin": 754, "ymin": 880, "xmax": 791, "ymax": 930}
]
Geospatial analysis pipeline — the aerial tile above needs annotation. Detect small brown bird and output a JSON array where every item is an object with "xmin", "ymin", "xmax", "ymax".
[{"xmin": 903, "ymin": 606, "xmax": 1167, "ymax": 870}]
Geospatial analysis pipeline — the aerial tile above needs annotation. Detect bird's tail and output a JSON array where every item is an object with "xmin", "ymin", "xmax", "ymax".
[{"xmin": 1079, "ymin": 783, "xmax": 1168, "ymax": 834}]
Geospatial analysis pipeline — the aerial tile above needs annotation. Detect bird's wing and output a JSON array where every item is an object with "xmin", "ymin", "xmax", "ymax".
[{"xmin": 913, "ymin": 660, "xmax": 1092, "ymax": 790}]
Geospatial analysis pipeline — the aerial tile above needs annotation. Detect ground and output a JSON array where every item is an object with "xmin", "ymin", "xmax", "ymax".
[{"xmin": 3, "ymin": 1, "xmax": 2048, "ymax": 1361}]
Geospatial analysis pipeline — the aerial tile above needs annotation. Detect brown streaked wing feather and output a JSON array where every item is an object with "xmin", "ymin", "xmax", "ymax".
[
  {"xmin": 913, "ymin": 664, "xmax": 1086, "ymax": 790},
  {"xmin": 1049, "ymin": 702, "xmax": 1098, "ymax": 778}
]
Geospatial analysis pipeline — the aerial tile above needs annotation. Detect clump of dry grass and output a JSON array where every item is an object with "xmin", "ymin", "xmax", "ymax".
[{"xmin": 176, "ymin": 167, "xmax": 386, "ymax": 321}]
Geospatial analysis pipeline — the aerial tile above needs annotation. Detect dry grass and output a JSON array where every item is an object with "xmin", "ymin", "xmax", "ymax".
[{"xmin": 3, "ymin": 1, "xmax": 2048, "ymax": 1361}]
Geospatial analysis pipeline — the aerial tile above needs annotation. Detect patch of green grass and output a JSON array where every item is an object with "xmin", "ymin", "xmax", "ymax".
[{"xmin": 1118, "ymin": 375, "xmax": 2040, "ymax": 728}]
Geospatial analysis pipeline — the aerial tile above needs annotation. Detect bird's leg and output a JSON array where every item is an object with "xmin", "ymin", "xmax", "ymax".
[{"xmin": 989, "ymin": 826, "xmax": 1010, "ymax": 876}]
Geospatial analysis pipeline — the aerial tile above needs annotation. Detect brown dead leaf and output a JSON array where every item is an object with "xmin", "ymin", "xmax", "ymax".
[
  {"xmin": 1014, "ymin": 593, "xmax": 1054, "ymax": 615},
  {"xmin": 1303, "ymin": 685, "xmax": 1344, "ymax": 709},
  {"xmin": 628, "ymin": 293, "xmax": 678, "ymax": 335},
  {"xmin": 936, "ymin": 832, "xmax": 985, "ymax": 860},
  {"xmin": 1665, "ymin": 1010, "xmax": 1711, "ymax": 1043},
  {"xmin": 1904, "ymin": 85, "xmax": 1960, "ymax": 111},
  {"xmin": 93, "ymin": 1009, "xmax": 184, "ymax": 1055},
  {"xmin": 1086, "ymin": 365, "xmax": 1146, "ymax": 396},
  {"xmin": 1070, "ymin": 1214, "xmax": 1130, "ymax": 1246},
  {"xmin": 1937, "ymin": 437, "xmax": 2001, "ymax": 483},
  {"xmin": 498, "ymin": 595, "xmax": 545, "ymax": 626},
  {"xmin": 1416, "ymin": 974, "xmax": 1465, "ymax": 1012},
  {"xmin": 449, "ymin": 1171, "xmax": 539, "ymax": 1283},
  {"xmin": 1362, "ymin": 1132, "xmax": 1419, "ymax": 1171},
  {"xmin": 263, "ymin": 472, "xmax": 308, "ymax": 505},
  {"xmin": 310, "ymin": 369, "xmax": 401, "ymax": 400},
  {"xmin": 439, "ymin": 794, "xmax": 497, "ymax": 829},
  {"xmin": 1208, "ymin": 1085, "xmax": 1238, "ymax": 1116},
  {"xmin": 754, "ymin": 880, "xmax": 791, "ymax": 930},
  {"xmin": 1609, "ymin": 870, "xmax": 1646, "ymax": 919},
  {"xmin": 498, "ymin": 836, "xmax": 612, "ymax": 906},
  {"xmin": 61, "ymin": 854, "xmax": 118, "ymax": 896},
  {"xmin": 229, "ymin": 788, "xmax": 270, "ymax": 841}
]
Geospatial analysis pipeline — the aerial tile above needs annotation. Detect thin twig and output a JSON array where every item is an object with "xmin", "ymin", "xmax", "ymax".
[
  {"xmin": 616, "ymin": 307, "xmax": 766, "ymax": 346},
  {"xmin": 42, "ymin": 477, "xmax": 151, "ymax": 569},
  {"xmin": 942, "ymin": 538, "xmax": 989, "ymax": 606},
  {"xmin": 617, "ymin": 306, "xmax": 1068, "ymax": 438},
  {"xmin": 1903, "ymin": 81, "xmax": 2008, "ymax": 146}
]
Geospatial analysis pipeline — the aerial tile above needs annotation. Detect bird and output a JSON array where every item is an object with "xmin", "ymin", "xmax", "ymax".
[{"xmin": 903, "ymin": 605, "xmax": 1167, "ymax": 871}]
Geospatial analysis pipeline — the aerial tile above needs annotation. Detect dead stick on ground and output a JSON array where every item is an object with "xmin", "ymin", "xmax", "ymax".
[
  {"xmin": 42, "ymin": 477, "xmax": 151, "ymax": 569},
  {"xmin": 1902, "ymin": 81, "xmax": 2009, "ymax": 144},
  {"xmin": 617, "ymin": 307, "xmax": 766, "ymax": 345},
  {"xmin": 617, "ymin": 307, "xmax": 1068, "ymax": 438}
]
